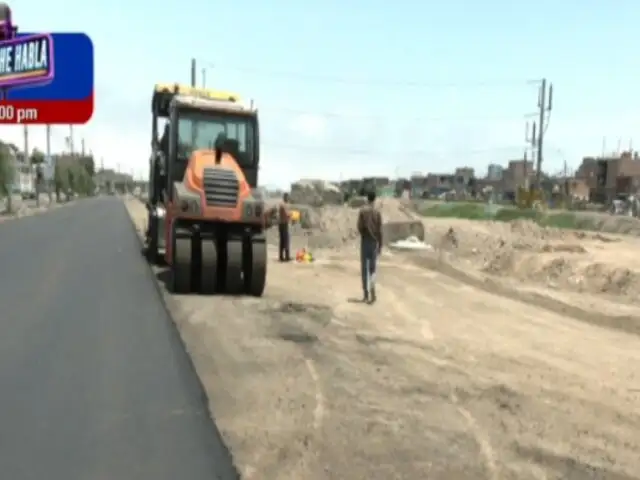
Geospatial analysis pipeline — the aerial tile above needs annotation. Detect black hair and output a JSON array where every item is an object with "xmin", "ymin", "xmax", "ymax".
[{"xmin": 366, "ymin": 190, "xmax": 376, "ymax": 203}]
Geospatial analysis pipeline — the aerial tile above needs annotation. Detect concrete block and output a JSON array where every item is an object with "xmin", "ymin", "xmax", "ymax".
[{"xmin": 382, "ymin": 220, "xmax": 425, "ymax": 245}]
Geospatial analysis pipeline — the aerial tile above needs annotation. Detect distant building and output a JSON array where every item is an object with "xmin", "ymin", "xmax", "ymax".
[
  {"xmin": 409, "ymin": 174, "xmax": 426, "ymax": 187},
  {"xmin": 502, "ymin": 159, "xmax": 534, "ymax": 192},
  {"xmin": 576, "ymin": 151, "xmax": 640, "ymax": 202},
  {"xmin": 425, "ymin": 173, "xmax": 455, "ymax": 194},
  {"xmin": 95, "ymin": 168, "xmax": 133, "ymax": 188},
  {"xmin": 453, "ymin": 167, "xmax": 474, "ymax": 190},
  {"xmin": 576, "ymin": 151, "xmax": 640, "ymax": 189},
  {"xmin": 566, "ymin": 179, "xmax": 590, "ymax": 200},
  {"xmin": 486, "ymin": 164, "xmax": 503, "ymax": 180}
]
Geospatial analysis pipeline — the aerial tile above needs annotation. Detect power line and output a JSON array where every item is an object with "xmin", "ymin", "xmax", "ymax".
[
  {"xmin": 260, "ymin": 143, "xmax": 526, "ymax": 156},
  {"xmin": 255, "ymin": 103, "xmax": 639, "ymax": 123},
  {"xmin": 201, "ymin": 62, "xmax": 537, "ymax": 88},
  {"xmin": 262, "ymin": 107, "xmax": 529, "ymax": 123}
]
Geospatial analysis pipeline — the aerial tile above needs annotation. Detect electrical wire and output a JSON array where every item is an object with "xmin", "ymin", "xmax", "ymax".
[
  {"xmin": 260, "ymin": 143, "xmax": 527, "ymax": 156},
  {"xmin": 201, "ymin": 62, "xmax": 538, "ymax": 89},
  {"xmin": 261, "ymin": 107, "xmax": 530, "ymax": 123}
]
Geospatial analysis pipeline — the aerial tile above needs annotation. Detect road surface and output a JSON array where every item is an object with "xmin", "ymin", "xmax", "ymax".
[{"xmin": 0, "ymin": 197, "xmax": 238, "ymax": 480}]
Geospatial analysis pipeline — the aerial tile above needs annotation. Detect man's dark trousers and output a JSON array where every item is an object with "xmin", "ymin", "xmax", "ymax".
[
  {"xmin": 278, "ymin": 224, "xmax": 290, "ymax": 261},
  {"xmin": 360, "ymin": 236, "xmax": 378, "ymax": 299}
]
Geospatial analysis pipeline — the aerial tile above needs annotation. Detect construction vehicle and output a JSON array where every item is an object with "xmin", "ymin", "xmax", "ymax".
[{"xmin": 146, "ymin": 83, "xmax": 266, "ymax": 296}]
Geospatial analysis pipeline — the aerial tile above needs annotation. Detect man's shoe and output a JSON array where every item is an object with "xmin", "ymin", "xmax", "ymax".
[{"xmin": 370, "ymin": 287, "xmax": 377, "ymax": 303}]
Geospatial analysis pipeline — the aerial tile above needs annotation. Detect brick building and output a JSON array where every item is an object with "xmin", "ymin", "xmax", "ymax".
[
  {"xmin": 566, "ymin": 179, "xmax": 590, "ymax": 200},
  {"xmin": 502, "ymin": 159, "xmax": 535, "ymax": 192},
  {"xmin": 424, "ymin": 173, "xmax": 454, "ymax": 191},
  {"xmin": 453, "ymin": 167, "xmax": 474, "ymax": 191},
  {"xmin": 576, "ymin": 151, "xmax": 640, "ymax": 200}
]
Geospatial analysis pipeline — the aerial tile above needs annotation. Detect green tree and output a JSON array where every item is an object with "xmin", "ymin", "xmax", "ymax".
[
  {"xmin": 0, "ymin": 141, "xmax": 15, "ymax": 212},
  {"xmin": 28, "ymin": 149, "xmax": 47, "ymax": 205},
  {"xmin": 67, "ymin": 168, "xmax": 75, "ymax": 194},
  {"xmin": 80, "ymin": 154, "xmax": 95, "ymax": 177},
  {"xmin": 29, "ymin": 148, "xmax": 45, "ymax": 164},
  {"xmin": 53, "ymin": 163, "xmax": 66, "ymax": 202},
  {"xmin": 72, "ymin": 164, "xmax": 94, "ymax": 196},
  {"xmin": 7, "ymin": 143, "xmax": 19, "ymax": 156}
]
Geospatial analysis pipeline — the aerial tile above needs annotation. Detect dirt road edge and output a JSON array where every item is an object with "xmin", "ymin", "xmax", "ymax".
[{"xmin": 120, "ymin": 198, "xmax": 241, "ymax": 480}]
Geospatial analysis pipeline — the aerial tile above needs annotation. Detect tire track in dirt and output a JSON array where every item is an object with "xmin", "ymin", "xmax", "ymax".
[
  {"xmin": 241, "ymin": 296, "xmax": 330, "ymax": 480},
  {"xmin": 450, "ymin": 391, "xmax": 500, "ymax": 480},
  {"xmin": 304, "ymin": 358, "xmax": 326, "ymax": 431},
  {"xmin": 377, "ymin": 256, "xmax": 640, "ymax": 480},
  {"xmin": 379, "ymin": 274, "xmax": 500, "ymax": 480}
]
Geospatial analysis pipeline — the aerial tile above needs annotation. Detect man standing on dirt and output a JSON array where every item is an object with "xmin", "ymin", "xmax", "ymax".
[
  {"xmin": 278, "ymin": 193, "xmax": 292, "ymax": 262},
  {"xmin": 357, "ymin": 190, "xmax": 383, "ymax": 303}
]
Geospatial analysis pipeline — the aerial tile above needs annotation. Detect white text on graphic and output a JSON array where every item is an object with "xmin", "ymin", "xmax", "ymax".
[
  {"xmin": 0, "ymin": 104, "xmax": 38, "ymax": 123},
  {"xmin": 0, "ymin": 38, "xmax": 50, "ymax": 75}
]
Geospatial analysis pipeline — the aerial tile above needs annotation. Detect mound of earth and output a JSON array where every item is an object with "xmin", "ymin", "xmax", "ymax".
[
  {"xmin": 289, "ymin": 179, "xmax": 343, "ymax": 206},
  {"xmin": 266, "ymin": 198, "xmax": 424, "ymax": 252},
  {"xmin": 571, "ymin": 211, "xmax": 640, "ymax": 236},
  {"xmin": 418, "ymin": 217, "xmax": 640, "ymax": 301}
]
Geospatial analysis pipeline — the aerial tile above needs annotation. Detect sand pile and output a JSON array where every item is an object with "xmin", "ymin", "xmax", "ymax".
[
  {"xmin": 267, "ymin": 198, "xmax": 423, "ymax": 252},
  {"xmin": 481, "ymin": 248, "xmax": 640, "ymax": 297},
  {"xmin": 418, "ymin": 216, "xmax": 640, "ymax": 299},
  {"xmin": 289, "ymin": 179, "xmax": 343, "ymax": 206}
]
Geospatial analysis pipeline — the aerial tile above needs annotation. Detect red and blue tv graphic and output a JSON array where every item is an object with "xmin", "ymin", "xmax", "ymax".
[{"xmin": 0, "ymin": 29, "xmax": 93, "ymax": 125}]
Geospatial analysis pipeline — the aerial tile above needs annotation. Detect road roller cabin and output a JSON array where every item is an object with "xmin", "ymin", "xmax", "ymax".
[{"xmin": 146, "ymin": 83, "xmax": 266, "ymax": 296}]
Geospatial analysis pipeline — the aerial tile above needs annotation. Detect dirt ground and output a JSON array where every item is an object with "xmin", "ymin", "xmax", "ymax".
[
  {"xmin": 125, "ymin": 198, "xmax": 640, "ymax": 480},
  {"xmin": 419, "ymin": 214, "xmax": 640, "ymax": 315}
]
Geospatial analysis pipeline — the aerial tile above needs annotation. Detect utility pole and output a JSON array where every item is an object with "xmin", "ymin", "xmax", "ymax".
[
  {"xmin": 23, "ymin": 124, "xmax": 37, "ymax": 206},
  {"xmin": 69, "ymin": 125, "xmax": 75, "ymax": 155},
  {"xmin": 23, "ymin": 124, "xmax": 28, "ymax": 166},
  {"xmin": 46, "ymin": 124, "xmax": 52, "ymax": 203},
  {"xmin": 201, "ymin": 68, "xmax": 206, "ymax": 88},
  {"xmin": 535, "ymin": 78, "xmax": 553, "ymax": 189},
  {"xmin": 81, "ymin": 138, "xmax": 85, "ymax": 157},
  {"xmin": 523, "ymin": 150, "xmax": 529, "ymax": 189},
  {"xmin": 190, "ymin": 58, "xmax": 196, "ymax": 87},
  {"xmin": 525, "ymin": 121, "xmax": 538, "ymax": 190}
]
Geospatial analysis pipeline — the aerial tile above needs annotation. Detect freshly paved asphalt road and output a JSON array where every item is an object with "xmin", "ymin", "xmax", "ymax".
[{"xmin": 0, "ymin": 197, "xmax": 238, "ymax": 479}]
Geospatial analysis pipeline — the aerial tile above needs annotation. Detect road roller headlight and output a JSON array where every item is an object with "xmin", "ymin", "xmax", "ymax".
[
  {"xmin": 245, "ymin": 203, "xmax": 253, "ymax": 217},
  {"xmin": 244, "ymin": 201, "xmax": 264, "ymax": 220},
  {"xmin": 173, "ymin": 183, "xmax": 202, "ymax": 215},
  {"xmin": 178, "ymin": 197, "xmax": 201, "ymax": 215}
]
